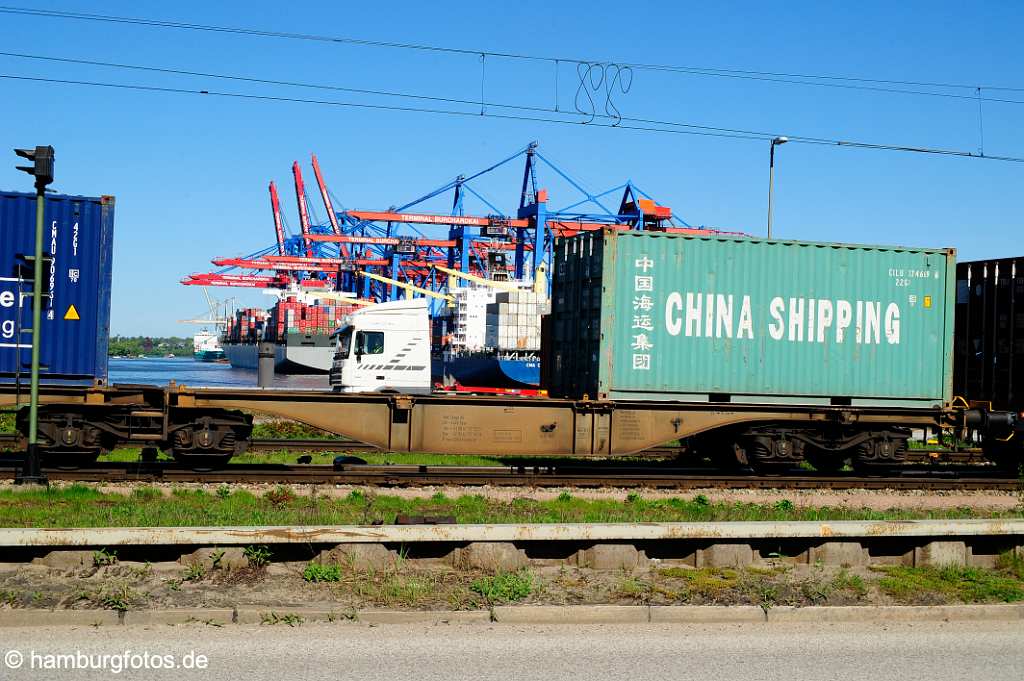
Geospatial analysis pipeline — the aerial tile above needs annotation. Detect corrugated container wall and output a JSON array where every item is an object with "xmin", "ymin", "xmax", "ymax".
[
  {"xmin": 0, "ymin": 191, "xmax": 115, "ymax": 383},
  {"xmin": 549, "ymin": 231, "xmax": 955, "ymax": 406},
  {"xmin": 954, "ymin": 257, "xmax": 1024, "ymax": 413}
]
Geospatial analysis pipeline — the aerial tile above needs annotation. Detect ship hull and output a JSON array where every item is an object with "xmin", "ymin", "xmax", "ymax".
[
  {"xmin": 222, "ymin": 336, "xmax": 334, "ymax": 375},
  {"xmin": 433, "ymin": 356, "xmax": 540, "ymax": 388},
  {"xmin": 194, "ymin": 350, "xmax": 226, "ymax": 362}
]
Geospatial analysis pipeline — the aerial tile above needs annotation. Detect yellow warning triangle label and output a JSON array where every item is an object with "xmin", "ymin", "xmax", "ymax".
[{"xmin": 64, "ymin": 304, "xmax": 80, "ymax": 321}]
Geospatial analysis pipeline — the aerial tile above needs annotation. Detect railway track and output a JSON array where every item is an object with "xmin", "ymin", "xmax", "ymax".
[
  {"xmin": 226, "ymin": 439, "xmax": 996, "ymax": 464},
  {"xmin": 0, "ymin": 459, "xmax": 1017, "ymax": 490},
  {"xmin": 1, "ymin": 433, "xmax": 989, "ymax": 462}
]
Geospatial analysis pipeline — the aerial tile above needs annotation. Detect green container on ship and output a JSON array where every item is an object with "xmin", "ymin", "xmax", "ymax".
[{"xmin": 548, "ymin": 231, "xmax": 955, "ymax": 407}]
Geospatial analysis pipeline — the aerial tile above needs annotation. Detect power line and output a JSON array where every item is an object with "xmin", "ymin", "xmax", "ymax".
[
  {"xmin": 0, "ymin": 50, "xmax": 564, "ymax": 116},
  {"xmin": 0, "ymin": 72, "xmax": 759, "ymax": 141},
  {"xmin": 1, "ymin": 4, "xmax": 1021, "ymax": 96},
  {"xmin": 3, "ymin": 71, "xmax": 1022, "ymax": 163},
  {"xmin": 0, "ymin": 50, "xmax": 775, "ymax": 136},
  {"xmin": 3, "ymin": 50, "xmax": 1020, "ymax": 157}
]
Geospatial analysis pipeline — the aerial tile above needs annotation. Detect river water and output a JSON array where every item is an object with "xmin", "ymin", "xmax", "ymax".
[{"xmin": 108, "ymin": 358, "xmax": 328, "ymax": 390}]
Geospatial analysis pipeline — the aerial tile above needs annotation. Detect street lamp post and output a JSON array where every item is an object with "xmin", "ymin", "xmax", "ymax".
[{"xmin": 767, "ymin": 136, "xmax": 788, "ymax": 239}]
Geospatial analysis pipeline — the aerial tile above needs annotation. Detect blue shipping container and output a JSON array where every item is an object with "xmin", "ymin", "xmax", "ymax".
[{"xmin": 0, "ymin": 191, "xmax": 115, "ymax": 383}]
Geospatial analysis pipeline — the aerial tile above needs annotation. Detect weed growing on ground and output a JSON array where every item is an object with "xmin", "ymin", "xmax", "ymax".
[
  {"xmin": 831, "ymin": 569, "xmax": 868, "ymax": 597},
  {"xmin": 997, "ymin": 551, "xmax": 1024, "ymax": 579},
  {"xmin": 617, "ymin": 576, "xmax": 653, "ymax": 601},
  {"xmin": 130, "ymin": 487, "xmax": 161, "ymax": 502},
  {"xmin": 98, "ymin": 583, "xmax": 138, "ymax": 612},
  {"xmin": 875, "ymin": 564, "xmax": 1024, "ymax": 603},
  {"xmin": 1, "ymin": 485, "xmax": 1019, "ymax": 528},
  {"xmin": 182, "ymin": 562, "xmax": 206, "ymax": 582},
  {"xmin": 250, "ymin": 420, "xmax": 332, "ymax": 440},
  {"xmin": 348, "ymin": 569, "xmax": 440, "ymax": 607},
  {"xmin": 303, "ymin": 563, "xmax": 342, "ymax": 583},
  {"xmin": 243, "ymin": 545, "xmax": 272, "ymax": 568},
  {"xmin": 264, "ymin": 486, "xmax": 296, "ymax": 507},
  {"xmin": 470, "ymin": 570, "xmax": 533, "ymax": 604},
  {"xmin": 92, "ymin": 549, "xmax": 117, "ymax": 567},
  {"xmin": 260, "ymin": 612, "xmax": 304, "ymax": 626}
]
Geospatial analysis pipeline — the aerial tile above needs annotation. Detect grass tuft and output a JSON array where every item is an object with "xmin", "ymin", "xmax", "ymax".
[
  {"xmin": 470, "ymin": 570, "xmax": 533, "ymax": 604},
  {"xmin": 0, "ymin": 485, "xmax": 1018, "ymax": 528},
  {"xmin": 876, "ymin": 564, "xmax": 1024, "ymax": 603},
  {"xmin": 303, "ymin": 563, "xmax": 342, "ymax": 583}
]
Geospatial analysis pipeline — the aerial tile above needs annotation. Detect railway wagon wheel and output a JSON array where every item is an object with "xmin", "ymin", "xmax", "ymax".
[
  {"xmin": 850, "ymin": 432, "xmax": 910, "ymax": 473},
  {"xmin": 168, "ymin": 410, "xmax": 252, "ymax": 467},
  {"xmin": 15, "ymin": 408, "xmax": 108, "ymax": 467}
]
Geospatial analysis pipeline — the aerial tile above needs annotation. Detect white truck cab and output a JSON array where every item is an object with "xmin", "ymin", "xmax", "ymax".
[{"xmin": 329, "ymin": 298, "xmax": 432, "ymax": 394}]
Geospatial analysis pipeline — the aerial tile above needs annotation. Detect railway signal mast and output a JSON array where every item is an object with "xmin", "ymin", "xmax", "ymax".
[{"xmin": 12, "ymin": 144, "xmax": 55, "ymax": 486}]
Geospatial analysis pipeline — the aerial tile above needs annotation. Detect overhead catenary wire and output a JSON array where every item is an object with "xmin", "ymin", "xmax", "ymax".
[
  {"xmin": 3, "ymin": 71, "xmax": 1023, "ymax": 163},
  {"xmin": 0, "ymin": 49, "xmax": 826, "ymax": 136},
  {"xmin": 1, "ymin": 4, "xmax": 1022, "ymax": 97}
]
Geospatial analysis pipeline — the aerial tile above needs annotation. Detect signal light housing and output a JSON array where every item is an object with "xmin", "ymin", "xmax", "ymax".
[{"xmin": 14, "ymin": 146, "xmax": 55, "ymax": 188}]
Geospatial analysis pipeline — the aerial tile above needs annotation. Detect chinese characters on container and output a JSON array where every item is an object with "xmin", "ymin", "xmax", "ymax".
[{"xmin": 631, "ymin": 255, "xmax": 654, "ymax": 371}]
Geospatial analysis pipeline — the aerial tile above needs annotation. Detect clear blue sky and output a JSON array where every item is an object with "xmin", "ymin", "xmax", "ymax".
[{"xmin": 1, "ymin": 1, "xmax": 1021, "ymax": 336}]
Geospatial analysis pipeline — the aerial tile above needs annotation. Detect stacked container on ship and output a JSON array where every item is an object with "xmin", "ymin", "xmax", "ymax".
[
  {"xmin": 433, "ymin": 284, "xmax": 546, "ymax": 388},
  {"xmin": 221, "ymin": 295, "xmax": 356, "ymax": 373}
]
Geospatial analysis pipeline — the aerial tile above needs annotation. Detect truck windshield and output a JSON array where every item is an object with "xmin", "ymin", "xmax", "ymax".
[{"xmin": 337, "ymin": 327, "xmax": 353, "ymax": 359}]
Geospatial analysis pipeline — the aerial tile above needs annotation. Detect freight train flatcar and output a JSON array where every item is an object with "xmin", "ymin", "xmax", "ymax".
[{"xmin": 1, "ymin": 231, "xmax": 1020, "ymax": 471}]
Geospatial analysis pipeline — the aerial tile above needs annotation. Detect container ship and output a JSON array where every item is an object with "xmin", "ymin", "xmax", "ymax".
[
  {"xmin": 432, "ymin": 285, "xmax": 547, "ymax": 388},
  {"xmin": 221, "ymin": 294, "xmax": 357, "ymax": 374},
  {"xmin": 220, "ymin": 285, "xmax": 547, "ymax": 385}
]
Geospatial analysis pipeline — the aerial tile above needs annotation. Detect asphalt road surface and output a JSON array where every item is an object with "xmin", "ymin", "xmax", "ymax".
[{"xmin": 2, "ymin": 620, "xmax": 1022, "ymax": 680}]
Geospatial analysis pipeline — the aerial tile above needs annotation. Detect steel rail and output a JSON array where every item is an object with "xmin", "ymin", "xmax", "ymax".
[{"xmin": 0, "ymin": 460, "xmax": 1016, "ymax": 491}]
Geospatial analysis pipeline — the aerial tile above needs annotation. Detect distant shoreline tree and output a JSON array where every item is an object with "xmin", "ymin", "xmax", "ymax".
[{"xmin": 108, "ymin": 336, "xmax": 192, "ymax": 357}]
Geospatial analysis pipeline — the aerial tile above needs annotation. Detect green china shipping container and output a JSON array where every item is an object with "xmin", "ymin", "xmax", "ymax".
[{"xmin": 549, "ymin": 231, "xmax": 956, "ymax": 407}]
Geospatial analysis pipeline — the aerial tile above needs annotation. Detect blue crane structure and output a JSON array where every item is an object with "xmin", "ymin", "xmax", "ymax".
[{"xmin": 183, "ymin": 142, "xmax": 726, "ymax": 308}]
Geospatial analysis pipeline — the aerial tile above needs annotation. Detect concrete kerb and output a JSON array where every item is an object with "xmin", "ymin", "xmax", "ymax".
[
  {"xmin": 1, "ymin": 604, "xmax": 1021, "ymax": 627},
  {"xmin": 492, "ymin": 605, "xmax": 650, "ymax": 624},
  {"xmin": 3, "ymin": 519, "xmax": 1023, "ymax": 547}
]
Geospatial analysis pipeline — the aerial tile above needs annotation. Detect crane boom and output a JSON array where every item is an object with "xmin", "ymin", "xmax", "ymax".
[
  {"xmin": 269, "ymin": 182, "xmax": 286, "ymax": 256},
  {"xmin": 292, "ymin": 161, "xmax": 314, "ymax": 258},
  {"xmin": 311, "ymin": 154, "xmax": 343, "ymax": 237},
  {"xmin": 432, "ymin": 263, "xmax": 534, "ymax": 293},
  {"xmin": 358, "ymin": 270, "xmax": 454, "ymax": 303}
]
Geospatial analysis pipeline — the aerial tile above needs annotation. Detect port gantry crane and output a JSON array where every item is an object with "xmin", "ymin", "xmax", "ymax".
[{"xmin": 182, "ymin": 142, "xmax": 707, "ymax": 309}]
